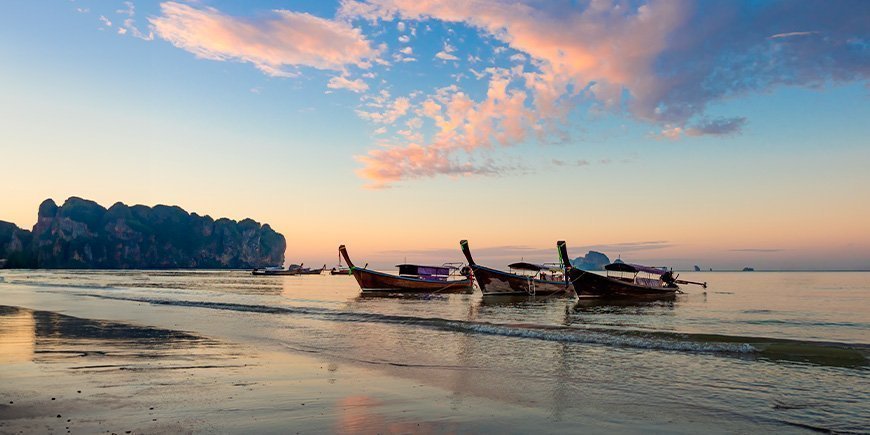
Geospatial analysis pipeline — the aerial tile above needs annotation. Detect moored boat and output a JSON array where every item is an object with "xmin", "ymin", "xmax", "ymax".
[
  {"xmin": 251, "ymin": 266, "xmax": 299, "ymax": 276},
  {"xmin": 557, "ymin": 241, "xmax": 705, "ymax": 298},
  {"xmin": 339, "ymin": 245, "xmax": 474, "ymax": 294},
  {"xmin": 298, "ymin": 264, "xmax": 326, "ymax": 275},
  {"xmin": 330, "ymin": 266, "xmax": 350, "ymax": 275},
  {"xmin": 459, "ymin": 240, "xmax": 571, "ymax": 296}
]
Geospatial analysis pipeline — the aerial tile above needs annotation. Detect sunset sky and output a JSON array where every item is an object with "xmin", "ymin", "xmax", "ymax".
[{"xmin": 1, "ymin": 0, "xmax": 868, "ymax": 270}]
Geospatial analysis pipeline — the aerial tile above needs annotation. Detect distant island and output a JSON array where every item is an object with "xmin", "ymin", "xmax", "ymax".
[
  {"xmin": 0, "ymin": 197, "xmax": 285, "ymax": 269},
  {"xmin": 571, "ymin": 251, "xmax": 611, "ymax": 270}
]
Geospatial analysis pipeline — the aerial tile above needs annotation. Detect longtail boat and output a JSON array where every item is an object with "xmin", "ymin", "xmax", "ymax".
[
  {"xmin": 459, "ymin": 240, "xmax": 572, "ymax": 296},
  {"xmin": 339, "ymin": 245, "xmax": 474, "ymax": 294},
  {"xmin": 298, "ymin": 264, "xmax": 326, "ymax": 275},
  {"xmin": 252, "ymin": 266, "xmax": 299, "ymax": 276},
  {"xmin": 330, "ymin": 266, "xmax": 350, "ymax": 275},
  {"xmin": 557, "ymin": 241, "xmax": 706, "ymax": 298}
]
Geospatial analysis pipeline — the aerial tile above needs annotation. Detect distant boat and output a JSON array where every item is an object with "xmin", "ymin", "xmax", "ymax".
[
  {"xmin": 251, "ymin": 266, "xmax": 299, "ymax": 276},
  {"xmin": 742, "ymin": 267, "xmax": 755, "ymax": 272},
  {"xmin": 694, "ymin": 265, "xmax": 701, "ymax": 272},
  {"xmin": 558, "ymin": 241, "xmax": 705, "ymax": 298},
  {"xmin": 339, "ymin": 245, "xmax": 474, "ymax": 294},
  {"xmin": 459, "ymin": 240, "xmax": 572, "ymax": 297},
  {"xmin": 298, "ymin": 264, "xmax": 326, "ymax": 275},
  {"xmin": 330, "ymin": 266, "xmax": 350, "ymax": 275}
]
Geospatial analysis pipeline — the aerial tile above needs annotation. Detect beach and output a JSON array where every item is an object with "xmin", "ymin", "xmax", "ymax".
[{"xmin": 1, "ymin": 270, "xmax": 868, "ymax": 433}]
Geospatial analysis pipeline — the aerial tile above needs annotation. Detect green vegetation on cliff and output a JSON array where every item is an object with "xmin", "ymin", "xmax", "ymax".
[{"xmin": 1, "ymin": 197, "xmax": 285, "ymax": 269}]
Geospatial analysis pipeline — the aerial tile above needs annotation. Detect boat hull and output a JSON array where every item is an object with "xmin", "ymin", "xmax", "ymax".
[
  {"xmin": 568, "ymin": 270, "xmax": 678, "ymax": 298},
  {"xmin": 471, "ymin": 265, "xmax": 571, "ymax": 296},
  {"xmin": 252, "ymin": 270, "xmax": 299, "ymax": 276},
  {"xmin": 352, "ymin": 267, "xmax": 474, "ymax": 294}
]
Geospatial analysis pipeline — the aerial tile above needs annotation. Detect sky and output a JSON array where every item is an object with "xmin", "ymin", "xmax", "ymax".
[{"xmin": 1, "ymin": 0, "xmax": 869, "ymax": 270}]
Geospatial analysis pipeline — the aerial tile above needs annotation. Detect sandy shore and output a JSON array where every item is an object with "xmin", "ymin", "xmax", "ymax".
[{"xmin": 0, "ymin": 298, "xmax": 571, "ymax": 434}]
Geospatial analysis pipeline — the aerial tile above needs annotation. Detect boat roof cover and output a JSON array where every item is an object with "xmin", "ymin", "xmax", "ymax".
[
  {"xmin": 508, "ymin": 262, "xmax": 561, "ymax": 272},
  {"xmin": 395, "ymin": 264, "xmax": 453, "ymax": 276},
  {"xmin": 605, "ymin": 263, "xmax": 668, "ymax": 275}
]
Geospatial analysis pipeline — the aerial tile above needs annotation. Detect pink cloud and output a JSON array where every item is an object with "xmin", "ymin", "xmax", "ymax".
[
  {"xmin": 355, "ymin": 144, "xmax": 507, "ymax": 189},
  {"xmin": 327, "ymin": 75, "xmax": 370, "ymax": 92},
  {"xmin": 150, "ymin": 2, "xmax": 380, "ymax": 77},
  {"xmin": 341, "ymin": 0, "xmax": 869, "ymax": 186}
]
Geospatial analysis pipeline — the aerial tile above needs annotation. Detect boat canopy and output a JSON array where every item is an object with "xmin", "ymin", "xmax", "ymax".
[
  {"xmin": 508, "ymin": 262, "xmax": 562, "ymax": 272},
  {"xmin": 396, "ymin": 264, "xmax": 452, "ymax": 278},
  {"xmin": 604, "ymin": 263, "xmax": 668, "ymax": 275}
]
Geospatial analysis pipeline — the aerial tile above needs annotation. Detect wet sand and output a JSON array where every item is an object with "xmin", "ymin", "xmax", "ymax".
[
  {"xmin": 2, "ymin": 275, "xmax": 867, "ymax": 433},
  {"xmin": 0, "ymin": 304, "xmax": 570, "ymax": 434}
]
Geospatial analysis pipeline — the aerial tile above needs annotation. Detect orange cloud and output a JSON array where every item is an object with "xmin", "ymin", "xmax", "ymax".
[
  {"xmin": 151, "ymin": 2, "xmax": 380, "ymax": 77},
  {"xmin": 343, "ymin": 0, "xmax": 868, "ymax": 186}
]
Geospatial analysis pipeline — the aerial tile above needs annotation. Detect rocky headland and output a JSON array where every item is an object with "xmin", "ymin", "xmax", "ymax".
[
  {"xmin": 0, "ymin": 197, "xmax": 285, "ymax": 269},
  {"xmin": 571, "ymin": 250, "xmax": 611, "ymax": 270}
]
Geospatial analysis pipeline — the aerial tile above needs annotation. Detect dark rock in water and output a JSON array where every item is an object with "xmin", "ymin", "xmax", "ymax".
[
  {"xmin": 571, "ymin": 251, "xmax": 611, "ymax": 270},
  {"xmin": 694, "ymin": 265, "xmax": 701, "ymax": 272},
  {"xmin": 1, "ymin": 197, "xmax": 285, "ymax": 269}
]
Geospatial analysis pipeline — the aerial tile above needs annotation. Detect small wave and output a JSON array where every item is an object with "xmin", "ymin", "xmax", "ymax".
[{"xmin": 78, "ymin": 294, "xmax": 870, "ymax": 368}]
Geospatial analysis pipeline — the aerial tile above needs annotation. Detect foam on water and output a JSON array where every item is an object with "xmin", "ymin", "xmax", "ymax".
[{"xmin": 74, "ymin": 293, "xmax": 869, "ymax": 367}]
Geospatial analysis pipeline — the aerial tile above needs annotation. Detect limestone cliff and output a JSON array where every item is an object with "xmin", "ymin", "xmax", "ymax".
[{"xmin": 1, "ymin": 197, "xmax": 285, "ymax": 269}]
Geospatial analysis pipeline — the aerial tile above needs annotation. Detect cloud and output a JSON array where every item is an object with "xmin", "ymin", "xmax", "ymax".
[
  {"xmin": 685, "ymin": 117, "xmax": 747, "ymax": 137},
  {"xmin": 379, "ymin": 245, "xmax": 558, "ymax": 260},
  {"xmin": 580, "ymin": 241, "xmax": 673, "ymax": 253},
  {"xmin": 327, "ymin": 75, "xmax": 370, "ymax": 92},
  {"xmin": 660, "ymin": 117, "xmax": 747, "ymax": 139},
  {"xmin": 356, "ymin": 96, "xmax": 410, "ymax": 124},
  {"xmin": 355, "ymin": 144, "xmax": 515, "ymax": 189},
  {"xmin": 340, "ymin": 0, "xmax": 870, "ymax": 186},
  {"xmin": 116, "ymin": 2, "xmax": 154, "ymax": 41},
  {"xmin": 99, "ymin": 15, "xmax": 112, "ymax": 27},
  {"xmin": 552, "ymin": 159, "xmax": 590, "ymax": 167},
  {"xmin": 769, "ymin": 31, "xmax": 819, "ymax": 39},
  {"xmin": 434, "ymin": 41, "xmax": 459, "ymax": 61},
  {"xmin": 150, "ymin": 2, "xmax": 380, "ymax": 77},
  {"xmin": 729, "ymin": 248, "xmax": 784, "ymax": 253}
]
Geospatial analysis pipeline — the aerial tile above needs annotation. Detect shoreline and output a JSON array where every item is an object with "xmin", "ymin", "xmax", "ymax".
[{"xmin": 2, "ymin": 278, "xmax": 867, "ymax": 433}]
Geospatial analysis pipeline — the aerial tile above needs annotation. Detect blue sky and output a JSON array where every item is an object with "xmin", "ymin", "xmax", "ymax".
[{"xmin": 1, "ymin": 0, "xmax": 868, "ymax": 269}]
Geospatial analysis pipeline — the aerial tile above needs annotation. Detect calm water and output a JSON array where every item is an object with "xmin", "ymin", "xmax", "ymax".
[{"xmin": 1, "ymin": 270, "xmax": 868, "ymax": 432}]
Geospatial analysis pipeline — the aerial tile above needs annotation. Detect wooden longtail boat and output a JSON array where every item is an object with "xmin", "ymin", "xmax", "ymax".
[
  {"xmin": 339, "ymin": 245, "xmax": 474, "ymax": 294},
  {"xmin": 298, "ymin": 264, "xmax": 326, "ymax": 275},
  {"xmin": 252, "ymin": 266, "xmax": 299, "ymax": 276},
  {"xmin": 459, "ymin": 240, "xmax": 572, "ymax": 297},
  {"xmin": 557, "ymin": 241, "xmax": 705, "ymax": 298},
  {"xmin": 330, "ymin": 266, "xmax": 350, "ymax": 275}
]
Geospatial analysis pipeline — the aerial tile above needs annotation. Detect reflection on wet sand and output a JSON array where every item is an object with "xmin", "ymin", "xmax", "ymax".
[
  {"xmin": 334, "ymin": 395, "xmax": 459, "ymax": 434},
  {"xmin": 0, "ymin": 306, "xmax": 35, "ymax": 364},
  {"xmin": 0, "ymin": 305, "xmax": 251, "ymax": 434}
]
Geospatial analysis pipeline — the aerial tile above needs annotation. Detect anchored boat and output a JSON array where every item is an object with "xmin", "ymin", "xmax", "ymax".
[
  {"xmin": 557, "ymin": 241, "xmax": 705, "ymax": 298},
  {"xmin": 251, "ymin": 266, "xmax": 299, "ymax": 276},
  {"xmin": 459, "ymin": 240, "xmax": 572, "ymax": 296},
  {"xmin": 299, "ymin": 264, "xmax": 326, "ymax": 275},
  {"xmin": 339, "ymin": 245, "xmax": 474, "ymax": 294}
]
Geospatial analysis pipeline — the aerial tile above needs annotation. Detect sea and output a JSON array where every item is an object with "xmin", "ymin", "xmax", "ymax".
[{"xmin": 1, "ymin": 270, "xmax": 868, "ymax": 433}]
